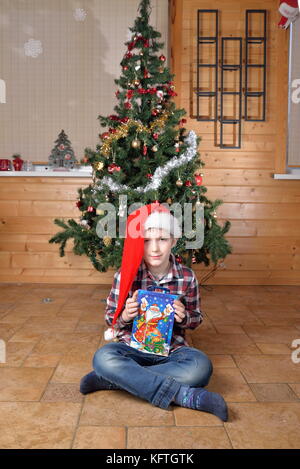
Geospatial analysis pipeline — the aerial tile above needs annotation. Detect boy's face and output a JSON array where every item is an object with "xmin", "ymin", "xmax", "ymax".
[{"xmin": 143, "ymin": 228, "xmax": 177, "ymax": 270}]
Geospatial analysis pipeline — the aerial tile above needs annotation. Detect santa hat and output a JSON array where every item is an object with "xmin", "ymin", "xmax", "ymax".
[
  {"xmin": 104, "ymin": 202, "xmax": 181, "ymax": 340},
  {"xmin": 278, "ymin": 1, "xmax": 299, "ymax": 29}
]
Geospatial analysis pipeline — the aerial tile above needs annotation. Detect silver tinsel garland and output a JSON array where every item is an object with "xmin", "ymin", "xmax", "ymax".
[{"xmin": 93, "ymin": 130, "xmax": 198, "ymax": 196}]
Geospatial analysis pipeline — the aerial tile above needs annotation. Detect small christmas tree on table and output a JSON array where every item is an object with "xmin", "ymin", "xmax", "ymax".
[
  {"xmin": 49, "ymin": 0, "xmax": 232, "ymax": 282},
  {"xmin": 48, "ymin": 129, "xmax": 77, "ymax": 169}
]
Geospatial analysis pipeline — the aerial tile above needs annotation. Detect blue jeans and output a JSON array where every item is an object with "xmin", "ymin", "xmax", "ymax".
[{"xmin": 92, "ymin": 342, "xmax": 213, "ymax": 410}]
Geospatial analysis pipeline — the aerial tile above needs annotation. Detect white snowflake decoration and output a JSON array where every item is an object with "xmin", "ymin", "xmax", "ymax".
[
  {"xmin": 24, "ymin": 39, "xmax": 43, "ymax": 58},
  {"xmin": 74, "ymin": 8, "xmax": 87, "ymax": 22}
]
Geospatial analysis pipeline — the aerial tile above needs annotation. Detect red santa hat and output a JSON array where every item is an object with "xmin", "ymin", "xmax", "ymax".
[
  {"xmin": 278, "ymin": 1, "xmax": 299, "ymax": 29},
  {"xmin": 111, "ymin": 201, "xmax": 180, "ymax": 327}
]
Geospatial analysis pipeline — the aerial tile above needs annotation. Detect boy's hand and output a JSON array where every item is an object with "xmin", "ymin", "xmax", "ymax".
[
  {"xmin": 121, "ymin": 290, "xmax": 139, "ymax": 323},
  {"xmin": 173, "ymin": 299, "xmax": 186, "ymax": 323}
]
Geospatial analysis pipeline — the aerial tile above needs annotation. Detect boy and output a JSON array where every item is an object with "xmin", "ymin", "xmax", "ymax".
[{"xmin": 80, "ymin": 202, "xmax": 228, "ymax": 422}]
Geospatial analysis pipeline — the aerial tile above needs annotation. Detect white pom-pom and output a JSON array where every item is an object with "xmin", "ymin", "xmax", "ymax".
[{"xmin": 104, "ymin": 327, "xmax": 117, "ymax": 341}]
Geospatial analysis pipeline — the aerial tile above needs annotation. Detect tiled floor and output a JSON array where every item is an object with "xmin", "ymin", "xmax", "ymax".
[{"xmin": 1, "ymin": 283, "xmax": 300, "ymax": 449}]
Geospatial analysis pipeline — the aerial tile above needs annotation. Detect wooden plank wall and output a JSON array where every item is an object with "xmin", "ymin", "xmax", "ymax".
[
  {"xmin": 170, "ymin": 0, "xmax": 300, "ymax": 285},
  {"xmin": 0, "ymin": 176, "xmax": 116, "ymax": 285}
]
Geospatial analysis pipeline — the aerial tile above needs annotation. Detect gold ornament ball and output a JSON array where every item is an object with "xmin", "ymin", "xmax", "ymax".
[
  {"xmin": 133, "ymin": 79, "xmax": 140, "ymax": 86},
  {"xmin": 176, "ymin": 178, "xmax": 183, "ymax": 187},
  {"xmin": 152, "ymin": 145, "xmax": 158, "ymax": 152},
  {"xmin": 103, "ymin": 236, "xmax": 112, "ymax": 246},
  {"xmin": 132, "ymin": 139, "xmax": 141, "ymax": 149}
]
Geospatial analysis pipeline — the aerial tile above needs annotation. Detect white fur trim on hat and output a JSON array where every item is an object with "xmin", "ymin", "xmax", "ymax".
[{"xmin": 144, "ymin": 211, "xmax": 182, "ymax": 238}]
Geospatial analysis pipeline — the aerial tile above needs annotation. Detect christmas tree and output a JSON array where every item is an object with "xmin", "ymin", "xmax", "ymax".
[
  {"xmin": 48, "ymin": 129, "xmax": 77, "ymax": 169},
  {"xmin": 49, "ymin": 0, "xmax": 231, "ymax": 279}
]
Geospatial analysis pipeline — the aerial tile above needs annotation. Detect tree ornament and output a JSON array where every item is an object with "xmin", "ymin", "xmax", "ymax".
[
  {"xmin": 195, "ymin": 174, "xmax": 203, "ymax": 186},
  {"xmin": 108, "ymin": 163, "xmax": 121, "ymax": 173},
  {"xmin": 122, "ymin": 65, "xmax": 128, "ymax": 71},
  {"xmin": 103, "ymin": 236, "xmax": 112, "ymax": 246},
  {"xmin": 152, "ymin": 133, "xmax": 159, "ymax": 140},
  {"xmin": 133, "ymin": 78, "xmax": 140, "ymax": 86},
  {"xmin": 76, "ymin": 200, "xmax": 83, "ymax": 208},
  {"xmin": 124, "ymin": 101, "xmax": 132, "ymax": 109},
  {"xmin": 176, "ymin": 178, "xmax": 183, "ymax": 187},
  {"xmin": 143, "ymin": 145, "xmax": 148, "ymax": 156},
  {"xmin": 87, "ymin": 206, "xmax": 94, "ymax": 212},
  {"xmin": 159, "ymin": 54, "xmax": 166, "ymax": 62},
  {"xmin": 132, "ymin": 139, "xmax": 141, "ymax": 148},
  {"xmin": 146, "ymin": 173, "xmax": 153, "ymax": 179},
  {"xmin": 152, "ymin": 145, "xmax": 158, "ymax": 152},
  {"xmin": 94, "ymin": 161, "xmax": 104, "ymax": 171},
  {"xmin": 185, "ymin": 180, "xmax": 192, "ymax": 187}
]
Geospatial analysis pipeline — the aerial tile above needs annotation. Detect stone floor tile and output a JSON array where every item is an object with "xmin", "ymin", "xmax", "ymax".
[
  {"xmin": 0, "ymin": 402, "xmax": 81, "ymax": 449},
  {"xmin": 192, "ymin": 332, "xmax": 260, "ymax": 355},
  {"xmin": 210, "ymin": 355, "xmax": 237, "ymax": 368},
  {"xmin": 225, "ymin": 403, "xmax": 300, "ymax": 449},
  {"xmin": 127, "ymin": 426, "xmax": 232, "ymax": 449},
  {"xmin": 206, "ymin": 367, "xmax": 257, "ymax": 402},
  {"xmin": 73, "ymin": 426, "xmax": 126, "ymax": 449},
  {"xmin": 80, "ymin": 391, "xmax": 174, "ymax": 427},
  {"xmin": 233, "ymin": 355, "xmax": 300, "ymax": 383},
  {"xmin": 41, "ymin": 382, "xmax": 83, "ymax": 402},
  {"xmin": 51, "ymin": 351, "xmax": 95, "ymax": 383},
  {"xmin": 243, "ymin": 325, "xmax": 300, "ymax": 345},
  {"xmin": 23, "ymin": 353, "xmax": 62, "ymax": 368},
  {"xmin": 249, "ymin": 383, "xmax": 299, "ymax": 402},
  {"xmin": 173, "ymin": 406, "xmax": 224, "ymax": 426},
  {"xmin": 0, "ymin": 342, "xmax": 34, "ymax": 367},
  {"xmin": 32, "ymin": 332, "xmax": 101, "ymax": 355},
  {"xmin": 0, "ymin": 367, "xmax": 54, "ymax": 401},
  {"xmin": 256, "ymin": 343, "xmax": 292, "ymax": 354},
  {"xmin": 289, "ymin": 384, "xmax": 300, "ymax": 398}
]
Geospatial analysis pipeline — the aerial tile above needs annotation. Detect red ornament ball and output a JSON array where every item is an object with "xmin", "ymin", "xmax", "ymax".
[
  {"xmin": 195, "ymin": 175, "xmax": 203, "ymax": 186},
  {"xmin": 185, "ymin": 180, "xmax": 192, "ymax": 187},
  {"xmin": 108, "ymin": 163, "xmax": 121, "ymax": 173},
  {"xmin": 159, "ymin": 55, "xmax": 166, "ymax": 62}
]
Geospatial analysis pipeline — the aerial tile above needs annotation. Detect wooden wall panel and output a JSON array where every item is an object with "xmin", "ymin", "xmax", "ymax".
[{"xmin": 170, "ymin": 0, "xmax": 300, "ymax": 285}]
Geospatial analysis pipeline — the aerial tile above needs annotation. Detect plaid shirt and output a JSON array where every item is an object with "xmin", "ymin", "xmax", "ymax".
[{"xmin": 105, "ymin": 253, "xmax": 203, "ymax": 352}]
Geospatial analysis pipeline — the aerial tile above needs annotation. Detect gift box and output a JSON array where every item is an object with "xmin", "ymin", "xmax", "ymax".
[{"xmin": 130, "ymin": 286, "xmax": 179, "ymax": 356}]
